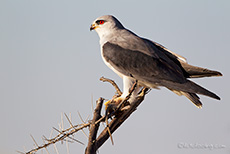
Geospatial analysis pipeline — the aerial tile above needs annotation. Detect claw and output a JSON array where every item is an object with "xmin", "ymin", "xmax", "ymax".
[{"xmin": 104, "ymin": 97, "xmax": 124, "ymax": 113}]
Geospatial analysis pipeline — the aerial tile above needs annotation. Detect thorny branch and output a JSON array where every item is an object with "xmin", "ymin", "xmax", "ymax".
[{"xmin": 20, "ymin": 77, "xmax": 149, "ymax": 154}]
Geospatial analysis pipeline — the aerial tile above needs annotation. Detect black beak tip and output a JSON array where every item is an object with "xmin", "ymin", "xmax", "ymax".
[{"xmin": 90, "ymin": 25, "xmax": 95, "ymax": 31}]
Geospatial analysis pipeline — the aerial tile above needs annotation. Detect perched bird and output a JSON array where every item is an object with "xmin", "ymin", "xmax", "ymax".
[{"xmin": 90, "ymin": 15, "xmax": 222, "ymax": 108}]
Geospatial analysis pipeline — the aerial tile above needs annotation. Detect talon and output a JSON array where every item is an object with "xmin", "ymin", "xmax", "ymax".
[{"xmin": 104, "ymin": 97, "xmax": 124, "ymax": 113}]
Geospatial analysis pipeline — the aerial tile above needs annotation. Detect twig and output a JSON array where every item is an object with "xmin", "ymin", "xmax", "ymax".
[{"xmin": 100, "ymin": 77, "xmax": 122, "ymax": 96}]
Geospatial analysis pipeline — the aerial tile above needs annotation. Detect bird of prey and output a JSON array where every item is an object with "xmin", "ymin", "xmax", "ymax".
[{"xmin": 90, "ymin": 15, "xmax": 222, "ymax": 108}]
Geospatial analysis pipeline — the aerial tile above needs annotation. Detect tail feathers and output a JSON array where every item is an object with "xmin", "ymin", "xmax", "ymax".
[
  {"xmin": 181, "ymin": 92, "xmax": 202, "ymax": 108},
  {"xmin": 169, "ymin": 89, "xmax": 202, "ymax": 108},
  {"xmin": 162, "ymin": 80, "xmax": 221, "ymax": 100},
  {"xmin": 186, "ymin": 80, "xmax": 221, "ymax": 100},
  {"xmin": 181, "ymin": 63, "xmax": 222, "ymax": 78}
]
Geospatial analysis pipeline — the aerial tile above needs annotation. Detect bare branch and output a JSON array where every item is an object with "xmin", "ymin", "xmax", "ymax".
[{"xmin": 85, "ymin": 97, "xmax": 104, "ymax": 154}]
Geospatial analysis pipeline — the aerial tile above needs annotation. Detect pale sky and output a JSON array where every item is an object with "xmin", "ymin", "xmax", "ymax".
[{"xmin": 0, "ymin": 0, "xmax": 229, "ymax": 154}]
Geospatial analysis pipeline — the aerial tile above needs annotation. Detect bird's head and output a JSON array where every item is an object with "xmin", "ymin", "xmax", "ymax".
[{"xmin": 90, "ymin": 15, "xmax": 124, "ymax": 38}]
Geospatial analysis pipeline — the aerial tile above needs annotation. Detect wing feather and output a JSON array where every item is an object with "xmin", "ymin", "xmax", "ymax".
[
  {"xmin": 102, "ymin": 42, "xmax": 187, "ymax": 84},
  {"xmin": 151, "ymin": 40, "xmax": 222, "ymax": 78},
  {"xmin": 102, "ymin": 41, "xmax": 221, "ymax": 100}
]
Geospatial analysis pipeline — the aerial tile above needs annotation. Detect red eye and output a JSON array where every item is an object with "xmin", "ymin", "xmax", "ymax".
[
  {"xmin": 96, "ymin": 20, "xmax": 105, "ymax": 25},
  {"xmin": 99, "ymin": 20, "xmax": 104, "ymax": 24}
]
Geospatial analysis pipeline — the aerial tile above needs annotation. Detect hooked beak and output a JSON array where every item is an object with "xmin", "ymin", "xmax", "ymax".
[{"xmin": 90, "ymin": 24, "xmax": 97, "ymax": 31}]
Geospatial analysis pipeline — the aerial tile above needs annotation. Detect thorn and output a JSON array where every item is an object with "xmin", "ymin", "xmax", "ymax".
[
  {"xmin": 53, "ymin": 126, "xmax": 85, "ymax": 145},
  {"xmin": 81, "ymin": 129, "xmax": 89, "ymax": 139},
  {"xmin": 57, "ymin": 123, "xmax": 63, "ymax": 144},
  {"xmin": 16, "ymin": 150, "xmax": 24, "ymax": 154},
  {"xmin": 77, "ymin": 111, "xmax": 85, "ymax": 124},
  {"xmin": 66, "ymin": 138, "xmax": 70, "ymax": 154},
  {"xmin": 23, "ymin": 146, "xmax": 26, "ymax": 153},
  {"xmin": 91, "ymin": 93, "xmax": 94, "ymax": 113},
  {"xmin": 42, "ymin": 135, "xmax": 48, "ymax": 141},
  {"xmin": 68, "ymin": 137, "xmax": 85, "ymax": 145},
  {"xmin": 63, "ymin": 139, "xmax": 74, "ymax": 143},
  {"xmin": 64, "ymin": 113, "xmax": 75, "ymax": 130},
  {"xmin": 106, "ymin": 126, "xmax": 114, "ymax": 145},
  {"xmin": 49, "ymin": 129, "xmax": 53, "ymax": 140},
  {"xmin": 69, "ymin": 112, "xmax": 72, "ymax": 127},
  {"xmin": 42, "ymin": 138, "xmax": 50, "ymax": 154},
  {"xmin": 30, "ymin": 134, "xmax": 39, "ymax": 148},
  {"xmin": 85, "ymin": 114, "xmax": 91, "ymax": 124},
  {"xmin": 65, "ymin": 112, "xmax": 88, "ymax": 139},
  {"xmin": 105, "ymin": 111, "xmax": 114, "ymax": 145},
  {"xmin": 64, "ymin": 112, "xmax": 87, "ymax": 139},
  {"xmin": 61, "ymin": 112, "xmax": 64, "ymax": 131},
  {"xmin": 53, "ymin": 127, "xmax": 61, "ymax": 133},
  {"xmin": 53, "ymin": 143, "xmax": 59, "ymax": 154}
]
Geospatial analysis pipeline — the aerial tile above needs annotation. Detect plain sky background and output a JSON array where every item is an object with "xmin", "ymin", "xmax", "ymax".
[{"xmin": 1, "ymin": 0, "xmax": 229, "ymax": 154}]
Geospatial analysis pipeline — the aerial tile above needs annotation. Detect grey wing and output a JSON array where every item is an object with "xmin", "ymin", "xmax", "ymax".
[
  {"xmin": 150, "ymin": 40, "xmax": 222, "ymax": 78},
  {"xmin": 111, "ymin": 29, "xmax": 222, "ymax": 78},
  {"xmin": 102, "ymin": 42, "xmax": 187, "ymax": 84},
  {"xmin": 102, "ymin": 41, "xmax": 221, "ymax": 101}
]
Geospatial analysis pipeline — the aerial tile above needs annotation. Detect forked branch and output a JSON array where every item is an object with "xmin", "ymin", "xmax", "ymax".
[{"xmin": 85, "ymin": 78, "xmax": 149, "ymax": 154}]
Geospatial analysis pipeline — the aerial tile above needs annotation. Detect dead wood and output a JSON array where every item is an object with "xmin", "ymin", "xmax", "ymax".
[{"xmin": 85, "ymin": 98, "xmax": 104, "ymax": 154}]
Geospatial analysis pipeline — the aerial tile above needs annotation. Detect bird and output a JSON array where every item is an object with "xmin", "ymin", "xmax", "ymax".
[{"xmin": 90, "ymin": 15, "xmax": 222, "ymax": 109}]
